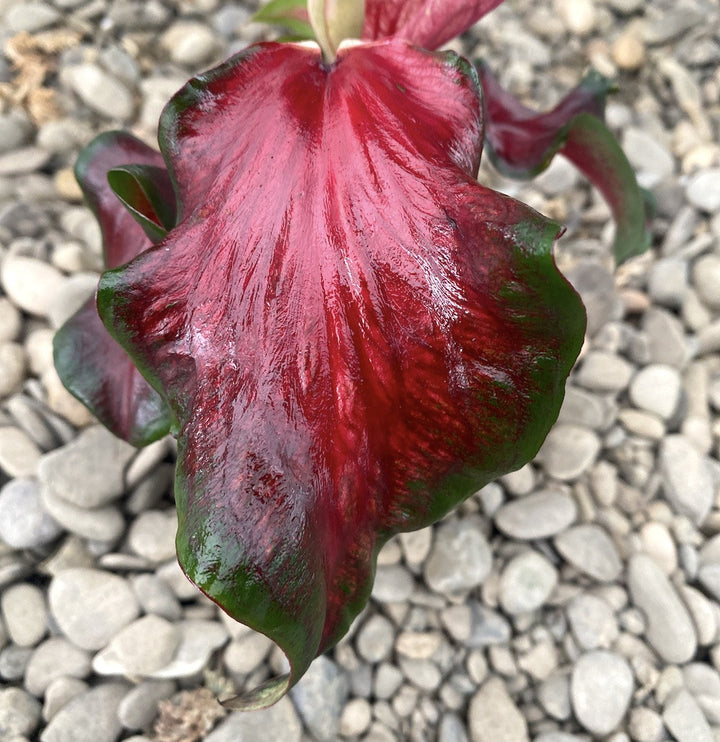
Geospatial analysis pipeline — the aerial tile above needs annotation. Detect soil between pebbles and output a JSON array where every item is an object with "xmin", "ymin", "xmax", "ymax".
[{"xmin": 0, "ymin": 0, "xmax": 719, "ymax": 741}]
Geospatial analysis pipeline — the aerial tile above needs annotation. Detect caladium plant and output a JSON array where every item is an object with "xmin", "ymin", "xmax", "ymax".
[{"xmin": 54, "ymin": 0, "xmax": 649, "ymax": 710}]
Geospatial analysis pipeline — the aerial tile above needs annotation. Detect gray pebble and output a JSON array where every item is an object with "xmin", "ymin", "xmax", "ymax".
[
  {"xmin": 223, "ymin": 631, "xmax": 273, "ymax": 675},
  {"xmin": 566, "ymin": 594, "xmax": 619, "ymax": 650},
  {"xmin": 204, "ymin": 696, "xmax": 302, "ymax": 742},
  {"xmin": 39, "ymin": 682, "xmax": 129, "ymax": 742},
  {"xmin": 46, "ymin": 273, "xmax": 97, "ymax": 329},
  {"xmin": 93, "ymin": 614, "xmax": 180, "ymax": 676},
  {"xmin": 48, "ymin": 568, "xmax": 140, "ymax": 650},
  {"xmin": 622, "ymin": 127, "xmax": 674, "ymax": 186},
  {"xmin": 576, "ymin": 351, "xmax": 635, "ymax": 392},
  {"xmin": 0, "ymin": 343, "xmax": 25, "ymax": 398},
  {"xmin": 692, "ymin": 254, "xmax": 720, "ymax": 308},
  {"xmin": 557, "ymin": 386, "xmax": 615, "ymax": 430},
  {"xmin": 0, "ymin": 147, "xmax": 52, "ymax": 176},
  {"xmin": 467, "ymin": 677, "xmax": 528, "ymax": 742},
  {"xmin": 499, "ymin": 550, "xmax": 558, "ymax": 615},
  {"xmin": 643, "ymin": 307, "xmax": 690, "ymax": 369},
  {"xmin": 466, "ymin": 604, "xmax": 511, "ymax": 647},
  {"xmin": 1, "ymin": 583, "xmax": 47, "ymax": 647},
  {"xmin": 662, "ymin": 688, "xmax": 713, "ymax": 742},
  {"xmin": 628, "ymin": 707, "xmax": 664, "ymax": 742},
  {"xmin": 423, "ymin": 518, "xmax": 492, "ymax": 594},
  {"xmin": 571, "ymin": 651, "xmax": 633, "ymax": 736},
  {"xmin": 42, "ymin": 677, "xmax": 87, "ymax": 722},
  {"xmin": 371, "ymin": 565, "xmax": 414, "ymax": 603},
  {"xmin": 495, "ymin": 489, "xmax": 576, "ymax": 540},
  {"xmin": 38, "ymin": 425, "xmax": 136, "ymax": 509},
  {"xmin": 1, "ymin": 255, "xmax": 65, "ymax": 318},
  {"xmin": 686, "ymin": 169, "xmax": 720, "ymax": 213},
  {"xmin": 0, "ymin": 644, "xmax": 33, "ymax": 681},
  {"xmin": 0, "ymin": 479, "xmax": 62, "ymax": 548},
  {"xmin": 648, "ymin": 258, "xmax": 688, "ymax": 308},
  {"xmin": 627, "ymin": 553, "xmax": 697, "ymax": 663},
  {"xmin": 374, "ymin": 663, "xmax": 404, "ymax": 699},
  {"xmin": 0, "ymin": 425, "xmax": 40, "ymax": 478},
  {"xmin": 161, "ymin": 22, "xmax": 220, "ymax": 66},
  {"xmin": 127, "ymin": 509, "xmax": 178, "ymax": 562},
  {"xmin": 538, "ymin": 424, "xmax": 600, "ymax": 480},
  {"xmin": 659, "ymin": 435, "xmax": 714, "ymax": 524},
  {"xmin": 290, "ymin": 655, "xmax": 349, "ymax": 741},
  {"xmin": 65, "ymin": 64, "xmax": 135, "ymax": 120},
  {"xmin": 149, "ymin": 619, "xmax": 227, "ymax": 679},
  {"xmin": 24, "ymin": 637, "xmax": 91, "ymax": 696},
  {"xmin": 0, "ymin": 298, "xmax": 21, "ymax": 343},
  {"xmin": 356, "ymin": 614, "xmax": 395, "ymax": 663},
  {"xmin": 538, "ymin": 672, "xmax": 572, "ymax": 720},
  {"xmin": 6, "ymin": 2, "xmax": 61, "ymax": 32},
  {"xmin": 130, "ymin": 573, "xmax": 182, "ymax": 621},
  {"xmin": 117, "ymin": 679, "xmax": 175, "ymax": 730},
  {"xmin": 554, "ymin": 524, "xmax": 623, "ymax": 582},
  {"xmin": 0, "ymin": 111, "xmax": 33, "ymax": 154},
  {"xmin": 0, "ymin": 687, "xmax": 41, "ymax": 738},
  {"xmin": 40, "ymin": 486, "xmax": 126, "ymax": 542},
  {"xmin": 629, "ymin": 364, "xmax": 682, "ymax": 420}
]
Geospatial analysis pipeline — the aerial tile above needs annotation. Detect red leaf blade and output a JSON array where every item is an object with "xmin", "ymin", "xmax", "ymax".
[{"xmin": 99, "ymin": 40, "xmax": 584, "ymax": 703}]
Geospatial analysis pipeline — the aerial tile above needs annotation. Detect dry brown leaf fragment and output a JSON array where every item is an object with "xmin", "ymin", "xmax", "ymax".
[
  {"xmin": 153, "ymin": 688, "xmax": 227, "ymax": 742},
  {"xmin": 0, "ymin": 30, "xmax": 82, "ymax": 124}
]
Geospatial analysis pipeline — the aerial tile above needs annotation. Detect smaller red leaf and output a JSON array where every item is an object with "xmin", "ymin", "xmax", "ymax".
[
  {"xmin": 478, "ymin": 62, "xmax": 650, "ymax": 263},
  {"xmin": 363, "ymin": 0, "xmax": 504, "ymax": 49},
  {"xmin": 54, "ymin": 132, "xmax": 174, "ymax": 446}
]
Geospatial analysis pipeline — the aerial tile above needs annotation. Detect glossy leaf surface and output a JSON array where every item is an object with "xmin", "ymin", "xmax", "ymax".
[
  {"xmin": 98, "ymin": 40, "xmax": 585, "ymax": 706},
  {"xmin": 363, "ymin": 0, "xmax": 505, "ymax": 49},
  {"xmin": 53, "ymin": 132, "xmax": 173, "ymax": 446},
  {"xmin": 477, "ymin": 62, "xmax": 650, "ymax": 263}
]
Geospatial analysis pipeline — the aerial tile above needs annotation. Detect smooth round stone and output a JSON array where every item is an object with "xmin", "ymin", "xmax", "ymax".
[
  {"xmin": 65, "ymin": 64, "xmax": 134, "ymax": 120},
  {"xmin": 627, "ymin": 553, "xmax": 697, "ymax": 664},
  {"xmin": 538, "ymin": 673, "xmax": 572, "ymax": 720},
  {"xmin": 557, "ymin": 387, "xmax": 614, "ymax": 430},
  {"xmin": 130, "ymin": 574, "xmax": 182, "ymax": 621},
  {"xmin": 40, "ymin": 487, "xmax": 126, "ymax": 542},
  {"xmin": 693, "ymin": 254, "xmax": 720, "ymax": 307},
  {"xmin": 24, "ymin": 637, "xmax": 91, "ymax": 696},
  {"xmin": 43, "ymin": 677, "xmax": 88, "ymax": 722},
  {"xmin": 0, "ymin": 255, "xmax": 65, "ymax": 318},
  {"xmin": 148, "ymin": 620, "xmax": 227, "ymax": 679},
  {"xmin": 622, "ymin": 128, "xmax": 675, "ymax": 187},
  {"xmin": 639, "ymin": 521, "xmax": 678, "ymax": 575},
  {"xmin": 663, "ymin": 689, "xmax": 714, "ymax": 742},
  {"xmin": 204, "ymin": 697, "xmax": 302, "ymax": 742},
  {"xmin": 48, "ymin": 568, "xmax": 140, "ymax": 650},
  {"xmin": 398, "ymin": 527, "xmax": 433, "ymax": 566},
  {"xmin": 0, "ymin": 425, "xmax": 41, "ymax": 478},
  {"xmin": 628, "ymin": 707, "xmax": 664, "ymax": 742},
  {"xmin": 38, "ymin": 425, "xmax": 137, "ymax": 508},
  {"xmin": 686, "ymin": 169, "xmax": 720, "ymax": 213},
  {"xmin": 629, "ymin": 364, "xmax": 682, "ymax": 419},
  {"xmin": 224, "ymin": 631, "xmax": 274, "ymax": 675},
  {"xmin": 566, "ymin": 594, "xmax": 619, "ymax": 650},
  {"xmin": 1, "ymin": 583, "xmax": 47, "ymax": 647},
  {"xmin": 127, "ymin": 509, "xmax": 178, "ymax": 562},
  {"xmin": 659, "ymin": 435, "xmax": 713, "ymax": 524},
  {"xmin": 613, "ymin": 31, "xmax": 646, "ymax": 70},
  {"xmin": 0, "ymin": 479, "xmax": 62, "ymax": 549},
  {"xmin": 7, "ymin": 2, "xmax": 61, "ymax": 32},
  {"xmin": 39, "ymin": 682, "xmax": 129, "ymax": 742},
  {"xmin": 494, "ymin": 489, "xmax": 576, "ymax": 540},
  {"xmin": 538, "ymin": 425, "xmax": 601, "ymax": 481},
  {"xmin": 423, "ymin": 518, "xmax": 492, "ymax": 595},
  {"xmin": 356, "ymin": 614, "xmax": 395, "ymax": 663},
  {"xmin": 571, "ymin": 651, "xmax": 633, "ymax": 736},
  {"xmin": 160, "ymin": 22, "xmax": 219, "ymax": 66},
  {"xmin": 554, "ymin": 524, "xmax": 622, "ymax": 582},
  {"xmin": 467, "ymin": 677, "xmax": 528, "ymax": 742},
  {"xmin": 647, "ymin": 258, "xmax": 688, "ymax": 308},
  {"xmin": 290, "ymin": 655, "xmax": 348, "ymax": 742},
  {"xmin": 371, "ymin": 565, "xmax": 414, "ymax": 603},
  {"xmin": 0, "ymin": 342, "xmax": 25, "ymax": 397},
  {"xmin": 117, "ymin": 680, "xmax": 175, "ymax": 730},
  {"xmin": 93, "ymin": 615, "xmax": 180, "ymax": 676},
  {"xmin": 0, "ymin": 687, "xmax": 41, "ymax": 738},
  {"xmin": 499, "ymin": 550, "xmax": 558, "ymax": 615},
  {"xmin": 0, "ymin": 298, "xmax": 21, "ymax": 342},
  {"xmin": 340, "ymin": 697, "xmax": 372, "ymax": 737},
  {"xmin": 618, "ymin": 409, "xmax": 665, "ymax": 439},
  {"xmin": 46, "ymin": 273, "xmax": 97, "ymax": 329},
  {"xmin": 575, "ymin": 351, "xmax": 635, "ymax": 392}
]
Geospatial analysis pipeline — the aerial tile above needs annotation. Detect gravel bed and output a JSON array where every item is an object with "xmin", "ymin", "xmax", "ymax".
[{"xmin": 0, "ymin": 0, "xmax": 719, "ymax": 740}]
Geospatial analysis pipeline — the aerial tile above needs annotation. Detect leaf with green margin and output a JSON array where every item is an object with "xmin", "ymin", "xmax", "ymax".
[
  {"xmin": 53, "ymin": 131, "xmax": 174, "ymax": 446},
  {"xmin": 252, "ymin": 0, "xmax": 314, "ymax": 38},
  {"xmin": 98, "ymin": 39, "xmax": 585, "ymax": 707},
  {"xmin": 477, "ymin": 61, "xmax": 650, "ymax": 264},
  {"xmin": 107, "ymin": 164, "xmax": 176, "ymax": 242}
]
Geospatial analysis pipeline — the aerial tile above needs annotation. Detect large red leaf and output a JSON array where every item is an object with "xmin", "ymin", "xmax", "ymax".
[
  {"xmin": 477, "ymin": 62, "xmax": 650, "ymax": 263},
  {"xmin": 53, "ymin": 132, "xmax": 173, "ymax": 446},
  {"xmin": 363, "ymin": 0, "xmax": 505, "ymax": 49},
  {"xmin": 98, "ymin": 39, "xmax": 584, "ymax": 706}
]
